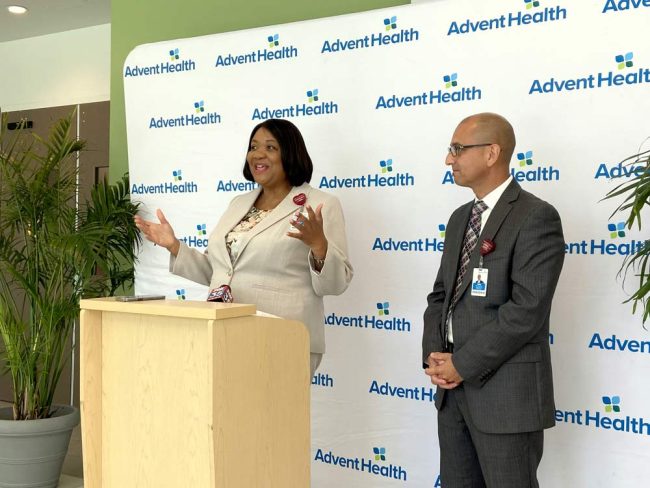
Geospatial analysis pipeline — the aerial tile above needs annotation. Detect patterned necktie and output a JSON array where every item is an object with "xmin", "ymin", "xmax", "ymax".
[{"xmin": 450, "ymin": 200, "xmax": 487, "ymax": 309}]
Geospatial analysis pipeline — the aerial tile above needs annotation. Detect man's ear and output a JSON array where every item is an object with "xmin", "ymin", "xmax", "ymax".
[{"xmin": 485, "ymin": 143, "xmax": 502, "ymax": 168}]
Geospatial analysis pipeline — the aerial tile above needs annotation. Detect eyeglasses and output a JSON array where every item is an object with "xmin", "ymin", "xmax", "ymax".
[{"xmin": 447, "ymin": 143, "xmax": 494, "ymax": 157}]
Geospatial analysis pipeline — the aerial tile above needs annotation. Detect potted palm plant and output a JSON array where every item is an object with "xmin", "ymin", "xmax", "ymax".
[
  {"xmin": 605, "ymin": 147, "xmax": 650, "ymax": 324},
  {"xmin": 0, "ymin": 112, "xmax": 141, "ymax": 487}
]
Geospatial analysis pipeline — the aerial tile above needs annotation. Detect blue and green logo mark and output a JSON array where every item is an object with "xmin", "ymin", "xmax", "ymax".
[
  {"xmin": 307, "ymin": 89, "xmax": 319, "ymax": 103},
  {"xmin": 197, "ymin": 223, "xmax": 207, "ymax": 236},
  {"xmin": 379, "ymin": 159, "xmax": 393, "ymax": 173},
  {"xmin": 268, "ymin": 34, "xmax": 279, "ymax": 48},
  {"xmin": 373, "ymin": 447, "xmax": 386, "ymax": 461},
  {"xmin": 194, "ymin": 100, "xmax": 205, "ymax": 113},
  {"xmin": 615, "ymin": 52, "xmax": 633, "ymax": 70},
  {"xmin": 608, "ymin": 222, "xmax": 626, "ymax": 239},
  {"xmin": 176, "ymin": 289, "xmax": 186, "ymax": 300},
  {"xmin": 524, "ymin": 0, "xmax": 540, "ymax": 9},
  {"xmin": 602, "ymin": 395, "xmax": 621, "ymax": 413},
  {"xmin": 169, "ymin": 48, "xmax": 179, "ymax": 60},
  {"xmin": 376, "ymin": 302, "xmax": 390, "ymax": 316},
  {"xmin": 517, "ymin": 150, "xmax": 533, "ymax": 167},
  {"xmin": 173, "ymin": 169, "xmax": 182, "ymax": 182},
  {"xmin": 444, "ymin": 73, "xmax": 458, "ymax": 89},
  {"xmin": 384, "ymin": 16, "xmax": 397, "ymax": 31},
  {"xmin": 438, "ymin": 224, "xmax": 446, "ymax": 238}
]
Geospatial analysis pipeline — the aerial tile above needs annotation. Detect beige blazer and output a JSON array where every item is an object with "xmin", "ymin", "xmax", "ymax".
[{"xmin": 170, "ymin": 183, "xmax": 353, "ymax": 353}]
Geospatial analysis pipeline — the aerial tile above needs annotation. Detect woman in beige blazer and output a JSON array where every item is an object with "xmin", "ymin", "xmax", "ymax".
[{"xmin": 135, "ymin": 119, "xmax": 353, "ymax": 375}]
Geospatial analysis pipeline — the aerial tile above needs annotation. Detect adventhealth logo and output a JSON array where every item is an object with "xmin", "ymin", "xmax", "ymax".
[
  {"xmin": 588, "ymin": 332, "xmax": 650, "ymax": 354},
  {"xmin": 602, "ymin": 0, "xmax": 650, "ymax": 14},
  {"xmin": 384, "ymin": 16, "xmax": 397, "ymax": 30},
  {"xmin": 325, "ymin": 301, "xmax": 411, "ymax": 333},
  {"xmin": 251, "ymin": 89, "xmax": 338, "ymax": 120},
  {"xmin": 321, "ymin": 15, "xmax": 419, "ymax": 54},
  {"xmin": 216, "ymin": 178, "xmax": 259, "ymax": 192},
  {"xmin": 373, "ymin": 233, "xmax": 445, "ymax": 253},
  {"xmin": 594, "ymin": 160, "xmax": 650, "ymax": 179},
  {"xmin": 124, "ymin": 47, "xmax": 196, "ymax": 77},
  {"xmin": 306, "ymin": 89, "xmax": 319, "ymax": 103},
  {"xmin": 314, "ymin": 446, "xmax": 407, "ymax": 481},
  {"xmin": 375, "ymin": 71, "xmax": 482, "ymax": 111},
  {"xmin": 179, "ymin": 224, "xmax": 209, "ymax": 249},
  {"xmin": 603, "ymin": 396, "xmax": 621, "ymax": 413},
  {"xmin": 608, "ymin": 221, "xmax": 626, "ymax": 238},
  {"xmin": 215, "ymin": 34, "xmax": 298, "ymax": 67},
  {"xmin": 373, "ymin": 447, "xmax": 386, "ymax": 461},
  {"xmin": 448, "ymin": 0, "xmax": 567, "ymax": 36},
  {"xmin": 555, "ymin": 395, "xmax": 650, "ymax": 436},
  {"xmin": 438, "ymin": 224, "xmax": 446, "ymax": 238},
  {"xmin": 444, "ymin": 73, "xmax": 458, "ymax": 88},
  {"xmin": 564, "ymin": 221, "xmax": 647, "ymax": 255},
  {"xmin": 131, "ymin": 170, "xmax": 199, "ymax": 195},
  {"xmin": 616, "ymin": 52, "xmax": 634, "ymax": 70},
  {"xmin": 149, "ymin": 100, "xmax": 222, "ymax": 129},
  {"xmin": 517, "ymin": 150, "xmax": 533, "ymax": 167},
  {"xmin": 175, "ymin": 289, "xmax": 186, "ymax": 300},
  {"xmin": 312, "ymin": 371, "xmax": 334, "ymax": 387},
  {"xmin": 369, "ymin": 379, "xmax": 436, "ymax": 403},
  {"xmin": 441, "ymin": 149, "xmax": 559, "ymax": 184},
  {"xmin": 511, "ymin": 150, "xmax": 560, "ymax": 182},
  {"xmin": 529, "ymin": 51, "xmax": 649, "ymax": 95},
  {"xmin": 319, "ymin": 158, "xmax": 414, "ymax": 189}
]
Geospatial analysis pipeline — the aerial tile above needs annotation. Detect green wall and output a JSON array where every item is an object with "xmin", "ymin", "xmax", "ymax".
[{"xmin": 109, "ymin": 0, "xmax": 408, "ymax": 180}]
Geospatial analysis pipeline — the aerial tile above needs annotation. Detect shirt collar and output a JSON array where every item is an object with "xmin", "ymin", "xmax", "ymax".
[{"xmin": 475, "ymin": 176, "xmax": 513, "ymax": 210}]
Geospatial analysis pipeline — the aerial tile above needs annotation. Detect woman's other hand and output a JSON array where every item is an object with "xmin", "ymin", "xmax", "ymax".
[
  {"xmin": 134, "ymin": 209, "xmax": 181, "ymax": 256},
  {"xmin": 288, "ymin": 204, "xmax": 328, "ymax": 261}
]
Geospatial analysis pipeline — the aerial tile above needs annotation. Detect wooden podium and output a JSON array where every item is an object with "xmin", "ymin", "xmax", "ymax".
[{"xmin": 79, "ymin": 298, "xmax": 310, "ymax": 487}]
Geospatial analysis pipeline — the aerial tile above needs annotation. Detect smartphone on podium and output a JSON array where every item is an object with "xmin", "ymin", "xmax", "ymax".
[{"xmin": 115, "ymin": 295, "xmax": 165, "ymax": 302}]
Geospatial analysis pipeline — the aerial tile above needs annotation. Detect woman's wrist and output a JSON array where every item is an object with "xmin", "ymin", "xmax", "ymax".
[
  {"xmin": 168, "ymin": 239, "xmax": 181, "ymax": 257},
  {"xmin": 311, "ymin": 241, "xmax": 327, "ymax": 261}
]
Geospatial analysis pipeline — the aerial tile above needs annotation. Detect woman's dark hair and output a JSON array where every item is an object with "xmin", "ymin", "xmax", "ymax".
[{"xmin": 243, "ymin": 119, "xmax": 313, "ymax": 186}]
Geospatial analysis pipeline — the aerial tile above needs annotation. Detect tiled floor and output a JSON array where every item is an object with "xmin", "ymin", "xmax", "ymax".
[{"xmin": 0, "ymin": 400, "xmax": 84, "ymax": 486}]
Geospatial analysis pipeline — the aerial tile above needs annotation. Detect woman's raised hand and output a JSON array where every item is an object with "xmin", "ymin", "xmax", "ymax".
[{"xmin": 134, "ymin": 209, "xmax": 181, "ymax": 256}]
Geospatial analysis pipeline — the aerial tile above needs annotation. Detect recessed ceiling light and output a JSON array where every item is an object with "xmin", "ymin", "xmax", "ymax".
[{"xmin": 7, "ymin": 5, "xmax": 28, "ymax": 15}]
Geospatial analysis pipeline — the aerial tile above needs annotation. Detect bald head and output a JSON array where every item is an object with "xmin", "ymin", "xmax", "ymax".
[{"xmin": 459, "ymin": 113, "xmax": 516, "ymax": 167}]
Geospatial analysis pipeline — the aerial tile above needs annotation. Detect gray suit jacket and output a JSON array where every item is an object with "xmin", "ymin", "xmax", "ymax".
[
  {"xmin": 171, "ymin": 183, "xmax": 353, "ymax": 354},
  {"xmin": 422, "ymin": 180, "xmax": 565, "ymax": 434}
]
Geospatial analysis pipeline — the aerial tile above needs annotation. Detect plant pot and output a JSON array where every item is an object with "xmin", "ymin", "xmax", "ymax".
[{"xmin": 0, "ymin": 405, "xmax": 80, "ymax": 488}]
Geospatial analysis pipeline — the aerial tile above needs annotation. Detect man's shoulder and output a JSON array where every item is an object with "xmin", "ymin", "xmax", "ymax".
[{"xmin": 513, "ymin": 186, "xmax": 560, "ymax": 216}]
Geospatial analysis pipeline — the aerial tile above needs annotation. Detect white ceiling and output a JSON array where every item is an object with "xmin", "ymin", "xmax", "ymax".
[{"xmin": 0, "ymin": 0, "xmax": 110, "ymax": 42}]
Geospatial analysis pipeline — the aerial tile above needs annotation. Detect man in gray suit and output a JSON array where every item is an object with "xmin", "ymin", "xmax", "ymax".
[{"xmin": 422, "ymin": 113, "xmax": 565, "ymax": 487}]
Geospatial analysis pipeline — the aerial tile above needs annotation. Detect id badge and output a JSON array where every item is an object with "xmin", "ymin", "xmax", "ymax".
[{"xmin": 471, "ymin": 268, "xmax": 488, "ymax": 297}]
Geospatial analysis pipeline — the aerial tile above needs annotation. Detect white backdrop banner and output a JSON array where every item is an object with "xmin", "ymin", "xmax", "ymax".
[{"xmin": 124, "ymin": 1, "xmax": 650, "ymax": 486}]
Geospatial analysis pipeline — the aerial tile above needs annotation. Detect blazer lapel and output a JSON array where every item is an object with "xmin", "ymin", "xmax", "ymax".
[
  {"xmin": 479, "ymin": 180, "xmax": 520, "ymax": 242},
  {"xmin": 456, "ymin": 180, "xmax": 521, "ymax": 299},
  {"xmin": 212, "ymin": 187, "xmax": 261, "ymax": 266},
  {"xmin": 231, "ymin": 184, "xmax": 311, "ymax": 267},
  {"xmin": 448, "ymin": 201, "xmax": 474, "ymax": 287}
]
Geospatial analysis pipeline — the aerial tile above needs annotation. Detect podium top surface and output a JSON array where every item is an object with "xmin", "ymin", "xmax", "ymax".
[{"xmin": 80, "ymin": 297, "xmax": 256, "ymax": 320}]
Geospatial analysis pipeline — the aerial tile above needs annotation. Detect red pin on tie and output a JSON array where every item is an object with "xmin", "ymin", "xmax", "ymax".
[{"xmin": 293, "ymin": 193, "xmax": 307, "ymax": 206}]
